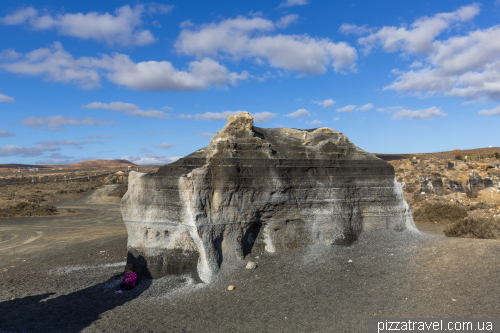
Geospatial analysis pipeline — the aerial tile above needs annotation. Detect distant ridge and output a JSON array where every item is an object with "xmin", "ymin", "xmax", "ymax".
[
  {"xmin": 376, "ymin": 147, "xmax": 500, "ymax": 161},
  {"xmin": 0, "ymin": 159, "xmax": 138, "ymax": 170}
]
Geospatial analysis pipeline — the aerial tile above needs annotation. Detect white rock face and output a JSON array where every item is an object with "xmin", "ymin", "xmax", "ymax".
[{"xmin": 121, "ymin": 112, "xmax": 416, "ymax": 282}]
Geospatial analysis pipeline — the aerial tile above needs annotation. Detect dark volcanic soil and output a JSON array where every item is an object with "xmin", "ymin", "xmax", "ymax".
[{"xmin": 1, "ymin": 186, "xmax": 500, "ymax": 332}]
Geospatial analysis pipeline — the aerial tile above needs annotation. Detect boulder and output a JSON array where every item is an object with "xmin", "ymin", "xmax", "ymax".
[{"xmin": 121, "ymin": 112, "xmax": 417, "ymax": 282}]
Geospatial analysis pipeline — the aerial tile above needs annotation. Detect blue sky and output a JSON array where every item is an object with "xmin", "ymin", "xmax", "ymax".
[{"xmin": 1, "ymin": 0, "xmax": 500, "ymax": 165}]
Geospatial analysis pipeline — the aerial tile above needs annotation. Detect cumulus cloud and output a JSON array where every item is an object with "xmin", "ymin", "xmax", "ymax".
[
  {"xmin": 286, "ymin": 109, "xmax": 311, "ymax": 118},
  {"xmin": 0, "ymin": 130, "xmax": 15, "ymax": 137},
  {"xmin": 37, "ymin": 140, "xmax": 102, "ymax": 146},
  {"xmin": 175, "ymin": 16, "xmax": 357, "ymax": 75},
  {"xmin": 0, "ymin": 43, "xmax": 247, "ymax": 91},
  {"xmin": 82, "ymin": 101, "xmax": 171, "ymax": 119},
  {"xmin": 392, "ymin": 106, "xmax": 447, "ymax": 120},
  {"xmin": 121, "ymin": 153, "xmax": 182, "ymax": 165},
  {"xmin": 478, "ymin": 106, "xmax": 500, "ymax": 116},
  {"xmin": 0, "ymin": 5, "xmax": 160, "ymax": 46},
  {"xmin": 359, "ymin": 4, "xmax": 480, "ymax": 54},
  {"xmin": 309, "ymin": 120, "xmax": 322, "ymax": 125},
  {"xmin": 251, "ymin": 111, "xmax": 278, "ymax": 123},
  {"xmin": 279, "ymin": 0, "xmax": 309, "ymax": 7},
  {"xmin": 339, "ymin": 24, "xmax": 375, "ymax": 36},
  {"xmin": 157, "ymin": 142, "xmax": 174, "ymax": 149},
  {"xmin": 333, "ymin": 117, "xmax": 340, "ymax": 121},
  {"xmin": 376, "ymin": 106, "xmax": 404, "ymax": 113},
  {"xmin": 336, "ymin": 105, "xmax": 356, "ymax": 112},
  {"xmin": 162, "ymin": 106, "xmax": 174, "ymax": 110},
  {"xmin": 313, "ymin": 99, "xmax": 335, "ymax": 107},
  {"xmin": 0, "ymin": 143, "xmax": 60, "ymax": 157},
  {"xmin": 194, "ymin": 110, "xmax": 276, "ymax": 123},
  {"xmin": 0, "ymin": 93, "xmax": 14, "ymax": 102},
  {"xmin": 21, "ymin": 115, "xmax": 117, "ymax": 131},
  {"xmin": 358, "ymin": 103, "xmax": 374, "ymax": 111},
  {"xmin": 366, "ymin": 5, "xmax": 500, "ymax": 102},
  {"xmin": 178, "ymin": 114, "xmax": 194, "ymax": 119},
  {"xmin": 275, "ymin": 14, "xmax": 299, "ymax": 29}
]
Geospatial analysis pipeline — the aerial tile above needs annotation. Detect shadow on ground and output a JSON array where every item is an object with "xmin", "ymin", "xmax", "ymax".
[{"xmin": 0, "ymin": 274, "xmax": 151, "ymax": 332}]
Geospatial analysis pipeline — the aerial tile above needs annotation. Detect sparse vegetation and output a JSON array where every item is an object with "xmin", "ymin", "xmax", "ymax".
[
  {"xmin": 455, "ymin": 154, "xmax": 463, "ymax": 160},
  {"xmin": 413, "ymin": 203, "xmax": 468, "ymax": 223},
  {"xmin": 444, "ymin": 217, "xmax": 500, "ymax": 239},
  {"xmin": 495, "ymin": 152, "xmax": 500, "ymax": 159},
  {"xmin": 0, "ymin": 202, "xmax": 57, "ymax": 218}
]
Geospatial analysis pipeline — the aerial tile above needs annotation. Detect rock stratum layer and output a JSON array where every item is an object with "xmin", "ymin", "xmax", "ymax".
[{"xmin": 121, "ymin": 112, "xmax": 416, "ymax": 282}]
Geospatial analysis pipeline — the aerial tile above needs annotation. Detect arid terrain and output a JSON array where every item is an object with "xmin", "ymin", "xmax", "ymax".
[{"xmin": 1, "ymin": 151, "xmax": 500, "ymax": 332}]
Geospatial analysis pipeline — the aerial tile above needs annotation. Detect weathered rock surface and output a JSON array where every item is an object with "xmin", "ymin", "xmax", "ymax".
[{"xmin": 121, "ymin": 112, "xmax": 416, "ymax": 282}]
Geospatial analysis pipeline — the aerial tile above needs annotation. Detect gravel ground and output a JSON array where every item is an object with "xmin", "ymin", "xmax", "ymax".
[{"xmin": 2, "ymin": 186, "xmax": 500, "ymax": 332}]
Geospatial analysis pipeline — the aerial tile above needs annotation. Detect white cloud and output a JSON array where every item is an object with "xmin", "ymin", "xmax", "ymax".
[
  {"xmin": 286, "ymin": 109, "xmax": 311, "ymax": 118},
  {"xmin": 478, "ymin": 106, "xmax": 500, "ymax": 116},
  {"xmin": 275, "ymin": 14, "xmax": 299, "ymax": 29},
  {"xmin": 358, "ymin": 103, "xmax": 374, "ymax": 111},
  {"xmin": 333, "ymin": 117, "xmax": 340, "ymax": 121},
  {"xmin": 178, "ymin": 114, "xmax": 194, "ymax": 119},
  {"xmin": 162, "ymin": 106, "xmax": 174, "ymax": 110},
  {"xmin": 339, "ymin": 24, "xmax": 375, "ymax": 36},
  {"xmin": 367, "ymin": 5, "xmax": 500, "ymax": 103},
  {"xmin": 252, "ymin": 111, "xmax": 278, "ymax": 123},
  {"xmin": 376, "ymin": 106, "xmax": 404, "ymax": 113},
  {"xmin": 197, "ymin": 132, "xmax": 213, "ymax": 138},
  {"xmin": 0, "ymin": 42, "xmax": 101, "ymax": 89},
  {"xmin": 37, "ymin": 140, "xmax": 102, "ymax": 147},
  {"xmin": 0, "ymin": 93, "xmax": 14, "ymax": 102},
  {"xmin": 0, "ymin": 43, "xmax": 247, "ymax": 91},
  {"xmin": 147, "ymin": 3, "xmax": 174, "ymax": 15},
  {"xmin": 0, "ymin": 130, "xmax": 15, "ymax": 137},
  {"xmin": 309, "ymin": 120, "xmax": 322, "ymax": 125},
  {"xmin": 279, "ymin": 0, "xmax": 309, "ymax": 8},
  {"xmin": 0, "ymin": 144, "xmax": 60, "ymax": 157},
  {"xmin": 392, "ymin": 106, "xmax": 447, "ymax": 120},
  {"xmin": 175, "ymin": 16, "xmax": 357, "ymax": 75},
  {"xmin": 359, "ymin": 4, "xmax": 480, "ymax": 54},
  {"xmin": 313, "ymin": 99, "xmax": 335, "ymax": 107},
  {"xmin": 410, "ymin": 61, "xmax": 423, "ymax": 68},
  {"xmin": 82, "ymin": 101, "xmax": 171, "ymax": 119},
  {"xmin": 21, "ymin": 115, "xmax": 117, "ymax": 131},
  {"xmin": 384, "ymin": 68, "xmax": 455, "ymax": 93},
  {"xmin": 141, "ymin": 148, "xmax": 152, "ymax": 153},
  {"xmin": 0, "ymin": 5, "xmax": 158, "ymax": 46},
  {"xmin": 121, "ymin": 154, "xmax": 182, "ymax": 165},
  {"xmin": 195, "ymin": 111, "xmax": 242, "ymax": 121},
  {"xmin": 157, "ymin": 142, "xmax": 174, "ymax": 149},
  {"xmin": 336, "ymin": 105, "xmax": 356, "ymax": 112},
  {"xmin": 194, "ymin": 110, "xmax": 276, "ymax": 123}
]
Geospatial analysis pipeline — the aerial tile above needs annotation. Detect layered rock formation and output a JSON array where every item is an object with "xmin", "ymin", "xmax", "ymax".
[{"xmin": 121, "ymin": 112, "xmax": 416, "ymax": 282}]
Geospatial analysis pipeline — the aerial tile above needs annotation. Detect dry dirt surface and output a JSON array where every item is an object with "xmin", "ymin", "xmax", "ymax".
[{"xmin": 2, "ymin": 186, "xmax": 500, "ymax": 332}]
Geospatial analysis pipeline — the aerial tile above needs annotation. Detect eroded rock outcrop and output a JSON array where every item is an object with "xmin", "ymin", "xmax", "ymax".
[{"xmin": 121, "ymin": 112, "xmax": 416, "ymax": 282}]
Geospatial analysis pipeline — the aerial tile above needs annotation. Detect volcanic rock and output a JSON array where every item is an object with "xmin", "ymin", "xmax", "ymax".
[{"xmin": 121, "ymin": 112, "xmax": 416, "ymax": 282}]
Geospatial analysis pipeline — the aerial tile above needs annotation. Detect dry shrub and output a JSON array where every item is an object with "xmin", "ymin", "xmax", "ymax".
[
  {"xmin": 0, "ymin": 202, "xmax": 58, "ymax": 218},
  {"xmin": 413, "ymin": 203, "xmax": 468, "ymax": 223},
  {"xmin": 444, "ymin": 217, "xmax": 500, "ymax": 239}
]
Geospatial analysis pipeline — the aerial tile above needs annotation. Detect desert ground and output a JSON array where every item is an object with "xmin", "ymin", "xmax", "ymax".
[{"xmin": 1, "ymin": 154, "xmax": 500, "ymax": 332}]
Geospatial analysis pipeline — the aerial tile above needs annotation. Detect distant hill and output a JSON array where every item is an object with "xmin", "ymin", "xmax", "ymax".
[
  {"xmin": 376, "ymin": 147, "xmax": 500, "ymax": 161},
  {"xmin": 0, "ymin": 159, "xmax": 138, "ymax": 171},
  {"xmin": 64, "ymin": 159, "xmax": 138, "ymax": 169}
]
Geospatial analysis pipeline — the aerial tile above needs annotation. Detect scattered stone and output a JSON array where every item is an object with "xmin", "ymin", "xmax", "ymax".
[
  {"xmin": 227, "ymin": 285, "xmax": 235, "ymax": 291},
  {"xmin": 246, "ymin": 262, "xmax": 257, "ymax": 269},
  {"xmin": 348, "ymin": 259, "xmax": 353, "ymax": 263}
]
